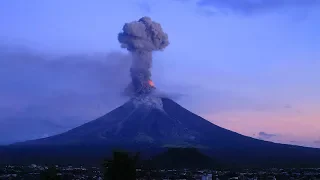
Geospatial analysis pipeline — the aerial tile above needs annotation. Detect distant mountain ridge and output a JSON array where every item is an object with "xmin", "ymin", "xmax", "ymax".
[{"xmin": 2, "ymin": 97, "xmax": 320, "ymax": 168}]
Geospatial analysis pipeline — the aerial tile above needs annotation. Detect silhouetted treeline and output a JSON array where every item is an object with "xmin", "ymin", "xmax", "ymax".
[
  {"xmin": 40, "ymin": 166, "xmax": 61, "ymax": 180},
  {"xmin": 146, "ymin": 147, "xmax": 220, "ymax": 169},
  {"xmin": 2, "ymin": 145, "xmax": 320, "ymax": 169},
  {"xmin": 102, "ymin": 151, "xmax": 140, "ymax": 180}
]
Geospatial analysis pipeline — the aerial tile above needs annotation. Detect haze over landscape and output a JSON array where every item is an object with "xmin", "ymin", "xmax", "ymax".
[{"xmin": 1, "ymin": 0, "xmax": 320, "ymax": 149}]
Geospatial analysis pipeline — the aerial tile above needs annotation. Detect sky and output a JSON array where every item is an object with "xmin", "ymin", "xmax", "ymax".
[{"xmin": 0, "ymin": 0, "xmax": 319, "ymax": 147}]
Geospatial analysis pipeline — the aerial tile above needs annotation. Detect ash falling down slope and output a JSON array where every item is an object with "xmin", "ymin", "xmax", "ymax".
[{"xmin": 2, "ymin": 17, "xmax": 320, "ymax": 167}]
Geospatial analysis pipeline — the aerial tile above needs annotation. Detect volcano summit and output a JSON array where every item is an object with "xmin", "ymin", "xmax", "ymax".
[{"xmin": 2, "ymin": 17, "xmax": 320, "ymax": 168}]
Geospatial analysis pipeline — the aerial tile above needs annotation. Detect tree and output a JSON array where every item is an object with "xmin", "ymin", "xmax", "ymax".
[
  {"xmin": 103, "ymin": 151, "xmax": 139, "ymax": 180},
  {"xmin": 40, "ymin": 166, "xmax": 61, "ymax": 180}
]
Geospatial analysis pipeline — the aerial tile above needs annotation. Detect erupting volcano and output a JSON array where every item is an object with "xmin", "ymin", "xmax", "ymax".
[
  {"xmin": 2, "ymin": 17, "xmax": 320, "ymax": 168},
  {"xmin": 119, "ymin": 16, "xmax": 169, "ymax": 96}
]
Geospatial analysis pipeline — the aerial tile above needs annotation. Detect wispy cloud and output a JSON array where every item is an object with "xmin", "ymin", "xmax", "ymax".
[
  {"xmin": 135, "ymin": 1, "xmax": 152, "ymax": 13},
  {"xmin": 0, "ymin": 45, "xmax": 133, "ymax": 142},
  {"xmin": 196, "ymin": 0, "xmax": 319, "ymax": 15},
  {"xmin": 258, "ymin": 131, "xmax": 278, "ymax": 139}
]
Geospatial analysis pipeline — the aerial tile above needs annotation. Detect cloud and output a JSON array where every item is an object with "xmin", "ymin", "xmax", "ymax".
[
  {"xmin": 258, "ymin": 131, "xmax": 278, "ymax": 139},
  {"xmin": 315, "ymin": 140, "xmax": 320, "ymax": 144},
  {"xmin": 135, "ymin": 1, "xmax": 152, "ymax": 13},
  {"xmin": 196, "ymin": 0, "xmax": 319, "ymax": 15},
  {"xmin": 0, "ymin": 44, "xmax": 191, "ymax": 144},
  {"xmin": 284, "ymin": 104, "xmax": 292, "ymax": 109},
  {"xmin": 0, "ymin": 43, "xmax": 285, "ymax": 144},
  {"xmin": 41, "ymin": 134, "xmax": 49, "ymax": 138},
  {"xmin": 0, "ymin": 44, "xmax": 134, "ymax": 142}
]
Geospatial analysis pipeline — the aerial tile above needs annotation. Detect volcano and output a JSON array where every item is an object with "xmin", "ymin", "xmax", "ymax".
[
  {"xmin": 15, "ymin": 96, "xmax": 244, "ymax": 147},
  {"xmin": 2, "ymin": 96, "xmax": 320, "ymax": 167}
]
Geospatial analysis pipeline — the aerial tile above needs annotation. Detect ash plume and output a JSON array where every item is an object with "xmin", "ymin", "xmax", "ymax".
[{"xmin": 118, "ymin": 17, "xmax": 169, "ymax": 96}]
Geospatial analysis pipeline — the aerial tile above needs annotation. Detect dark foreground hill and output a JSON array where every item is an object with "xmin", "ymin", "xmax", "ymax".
[
  {"xmin": 1, "ymin": 97, "xmax": 320, "ymax": 168},
  {"xmin": 147, "ymin": 148, "xmax": 219, "ymax": 169}
]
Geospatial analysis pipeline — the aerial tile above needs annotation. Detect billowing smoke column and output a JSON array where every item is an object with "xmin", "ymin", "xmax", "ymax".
[{"xmin": 118, "ymin": 17, "xmax": 169, "ymax": 96}]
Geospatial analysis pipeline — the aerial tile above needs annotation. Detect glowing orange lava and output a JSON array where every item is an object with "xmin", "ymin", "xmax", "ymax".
[{"xmin": 148, "ymin": 80, "xmax": 155, "ymax": 87}]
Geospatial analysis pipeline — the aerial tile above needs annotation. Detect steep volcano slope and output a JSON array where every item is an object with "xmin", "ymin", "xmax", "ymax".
[
  {"xmin": 3, "ymin": 98, "xmax": 320, "ymax": 167},
  {"xmin": 13, "ymin": 98, "xmax": 261, "ymax": 147}
]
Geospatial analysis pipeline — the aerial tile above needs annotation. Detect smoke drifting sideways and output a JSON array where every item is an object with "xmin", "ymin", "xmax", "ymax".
[
  {"xmin": 118, "ymin": 17, "xmax": 169, "ymax": 96},
  {"xmin": 0, "ymin": 46, "xmax": 131, "ymax": 122}
]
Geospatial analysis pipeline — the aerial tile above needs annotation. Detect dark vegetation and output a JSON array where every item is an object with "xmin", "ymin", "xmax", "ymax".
[
  {"xmin": 147, "ymin": 148, "xmax": 219, "ymax": 169},
  {"xmin": 102, "ymin": 151, "xmax": 139, "ymax": 180},
  {"xmin": 101, "ymin": 148, "xmax": 217, "ymax": 180},
  {"xmin": 1, "ymin": 145, "xmax": 320, "ymax": 169},
  {"xmin": 2, "ymin": 148, "xmax": 320, "ymax": 179},
  {"xmin": 40, "ymin": 166, "xmax": 61, "ymax": 180}
]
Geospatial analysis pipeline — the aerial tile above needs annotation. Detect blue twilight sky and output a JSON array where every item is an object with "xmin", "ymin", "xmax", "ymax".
[{"xmin": 0, "ymin": 0, "xmax": 320, "ymax": 147}]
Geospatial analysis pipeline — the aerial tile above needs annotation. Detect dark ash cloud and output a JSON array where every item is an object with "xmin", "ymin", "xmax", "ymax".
[
  {"xmin": 196, "ymin": 0, "xmax": 319, "ymax": 15},
  {"xmin": 258, "ymin": 131, "xmax": 278, "ymax": 139},
  {"xmin": 118, "ymin": 16, "xmax": 169, "ymax": 95}
]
